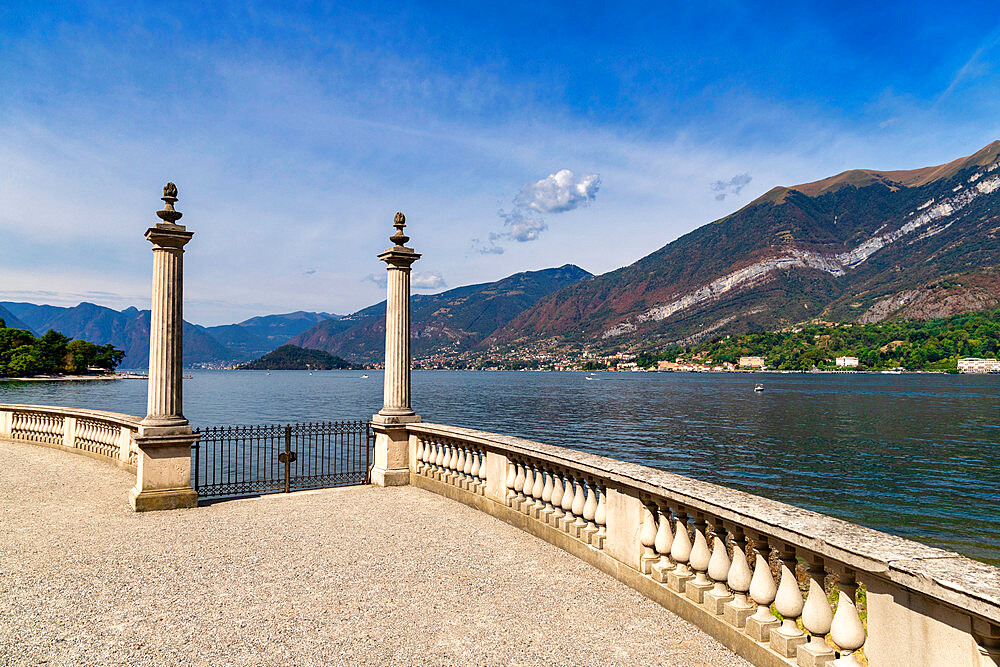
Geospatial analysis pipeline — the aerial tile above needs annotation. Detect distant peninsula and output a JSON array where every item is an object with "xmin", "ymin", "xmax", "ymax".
[{"xmin": 237, "ymin": 344, "xmax": 359, "ymax": 370}]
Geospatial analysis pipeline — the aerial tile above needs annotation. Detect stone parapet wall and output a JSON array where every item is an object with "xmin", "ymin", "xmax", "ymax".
[
  {"xmin": 0, "ymin": 403, "xmax": 141, "ymax": 473},
  {"xmin": 406, "ymin": 422, "xmax": 1000, "ymax": 667}
]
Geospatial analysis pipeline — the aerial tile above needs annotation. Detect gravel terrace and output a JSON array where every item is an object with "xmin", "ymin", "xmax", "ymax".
[{"xmin": 0, "ymin": 439, "xmax": 748, "ymax": 666}]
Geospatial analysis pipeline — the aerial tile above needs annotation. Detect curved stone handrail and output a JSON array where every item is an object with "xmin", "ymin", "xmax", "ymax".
[
  {"xmin": 0, "ymin": 403, "xmax": 141, "ymax": 472},
  {"xmin": 404, "ymin": 421, "xmax": 1000, "ymax": 667}
]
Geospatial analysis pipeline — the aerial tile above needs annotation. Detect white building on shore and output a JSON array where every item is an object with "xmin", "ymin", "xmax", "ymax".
[
  {"xmin": 957, "ymin": 357, "xmax": 1000, "ymax": 373},
  {"xmin": 835, "ymin": 356, "xmax": 859, "ymax": 368}
]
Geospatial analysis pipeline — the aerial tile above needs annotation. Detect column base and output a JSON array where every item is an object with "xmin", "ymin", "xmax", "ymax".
[
  {"xmin": 797, "ymin": 640, "xmax": 836, "ymax": 667},
  {"xmin": 770, "ymin": 628, "xmax": 808, "ymax": 658},
  {"xmin": 744, "ymin": 613, "xmax": 780, "ymax": 641},
  {"xmin": 371, "ymin": 466, "xmax": 410, "ymax": 487},
  {"xmin": 129, "ymin": 486, "xmax": 198, "ymax": 512}
]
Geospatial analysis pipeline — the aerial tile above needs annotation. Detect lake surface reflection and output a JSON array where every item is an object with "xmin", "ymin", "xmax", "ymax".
[{"xmin": 2, "ymin": 370, "xmax": 997, "ymax": 564}]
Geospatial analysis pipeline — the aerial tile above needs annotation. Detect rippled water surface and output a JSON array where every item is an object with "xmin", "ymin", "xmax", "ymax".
[{"xmin": 2, "ymin": 370, "xmax": 998, "ymax": 564}]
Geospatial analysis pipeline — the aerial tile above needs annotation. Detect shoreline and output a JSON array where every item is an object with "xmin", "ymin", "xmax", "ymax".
[{"xmin": 0, "ymin": 374, "xmax": 123, "ymax": 383}]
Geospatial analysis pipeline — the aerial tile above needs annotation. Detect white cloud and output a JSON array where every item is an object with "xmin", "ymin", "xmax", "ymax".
[
  {"xmin": 499, "ymin": 209, "xmax": 548, "ymax": 242},
  {"xmin": 515, "ymin": 169, "xmax": 601, "ymax": 213},
  {"xmin": 411, "ymin": 270, "xmax": 447, "ymax": 290},
  {"xmin": 363, "ymin": 272, "xmax": 387, "ymax": 288},
  {"xmin": 363, "ymin": 270, "xmax": 446, "ymax": 290}
]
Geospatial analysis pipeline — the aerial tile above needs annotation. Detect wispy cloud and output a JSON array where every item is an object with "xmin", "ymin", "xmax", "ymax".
[
  {"xmin": 710, "ymin": 173, "xmax": 752, "ymax": 201},
  {"xmin": 363, "ymin": 270, "xmax": 446, "ymax": 290},
  {"xmin": 411, "ymin": 270, "xmax": 447, "ymax": 290},
  {"xmin": 935, "ymin": 26, "xmax": 1000, "ymax": 106},
  {"xmin": 474, "ymin": 169, "xmax": 599, "ymax": 254}
]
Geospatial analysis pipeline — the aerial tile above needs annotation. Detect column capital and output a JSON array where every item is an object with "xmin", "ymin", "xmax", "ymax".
[
  {"xmin": 145, "ymin": 223, "xmax": 194, "ymax": 249},
  {"xmin": 377, "ymin": 246, "xmax": 421, "ymax": 267}
]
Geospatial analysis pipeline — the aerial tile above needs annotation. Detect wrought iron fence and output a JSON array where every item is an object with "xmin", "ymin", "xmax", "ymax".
[{"xmin": 192, "ymin": 420, "xmax": 373, "ymax": 499}]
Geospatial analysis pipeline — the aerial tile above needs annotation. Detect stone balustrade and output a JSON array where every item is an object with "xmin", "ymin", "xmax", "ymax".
[
  {"xmin": 0, "ymin": 403, "xmax": 141, "ymax": 471},
  {"xmin": 407, "ymin": 422, "xmax": 1000, "ymax": 667}
]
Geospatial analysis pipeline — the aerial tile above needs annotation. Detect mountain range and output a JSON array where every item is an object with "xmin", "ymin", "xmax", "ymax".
[
  {"xmin": 288, "ymin": 264, "xmax": 592, "ymax": 362},
  {"xmin": 6, "ymin": 141, "xmax": 998, "ymax": 366},
  {"xmin": 0, "ymin": 302, "xmax": 335, "ymax": 367},
  {"xmin": 487, "ymin": 140, "xmax": 1000, "ymax": 352}
]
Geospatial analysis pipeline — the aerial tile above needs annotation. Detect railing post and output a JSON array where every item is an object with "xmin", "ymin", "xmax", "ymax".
[
  {"xmin": 370, "ymin": 212, "xmax": 421, "ymax": 487},
  {"xmin": 62, "ymin": 416, "xmax": 76, "ymax": 449},
  {"xmin": 0, "ymin": 409, "xmax": 11, "ymax": 439},
  {"xmin": 283, "ymin": 425, "xmax": 292, "ymax": 494},
  {"xmin": 130, "ymin": 183, "xmax": 200, "ymax": 511}
]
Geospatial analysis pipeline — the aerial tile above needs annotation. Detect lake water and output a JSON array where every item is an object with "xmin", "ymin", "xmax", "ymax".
[{"xmin": 2, "ymin": 370, "xmax": 998, "ymax": 565}]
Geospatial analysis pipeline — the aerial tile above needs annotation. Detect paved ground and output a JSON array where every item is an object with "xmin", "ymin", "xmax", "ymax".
[{"xmin": 0, "ymin": 439, "xmax": 748, "ymax": 666}]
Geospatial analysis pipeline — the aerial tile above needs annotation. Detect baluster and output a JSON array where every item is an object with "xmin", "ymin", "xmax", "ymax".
[
  {"xmin": 770, "ymin": 545, "xmax": 807, "ymax": 657},
  {"xmin": 414, "ymin": 438, "xmax": 425, "ymax": 474},
  {"xmin": 651, "ymin": 500, "xmax": 675, "ymax": 583},
  {"xmin": 434, "ymin": 439, "xmax": 445, "ymax": 480},
  {"xmin": 448, "ymin": 443, "xmax": 461, "ymax": 484},
  {"xmin": 540, "ymin": 469, "xmax": 555, "ymax": 523},
  {"xmin": 830, "ymin": 570, "xmax": 866, "ymax": 667},
  {"xmin": 593, "ymin": 484, "xmax": 606, "ymax": 549},
  {"xmin": 422, "ymin": 439, "xmax": 433, "ymax": 475},
  {"xmin": 463, "ymin": 447, "xmax": 475, "ymax": 488},
  {"xmin": 722, "ymin": 526, "xmax": 754, "ymax": 628},
  {"xmin": 686, "ymin": 514, "xmax": 714, "ymax": 603},
  {"xmin": 476, "ymin": 449, "xmax": 487, "ymax": 493},
  {"xmin": 570, "ymin": 476, "xmax": 587, "ymax": 538},
  {"xmin": 639, "ymin": 501, "xmax": 658, "ymax": 574},
  {"xmin": 455, "ymin": 447, "xmax": 467, "ymax": 487},
  {"xmin": 666, "ymin": 509, "xmax": 693, "ymax": 592},
  {"xmin": 513, "ymin": 461, "xmax": 526, "ymax": 508},
  {"xmin": 520, "ymin": 463, "xmax": 534, "ymax": 514},
  {"xmin": 704, "ymin": 521, "xmax": 733, "ymax": 614},
  {"xmin": 450, "ymin": 444, "xmax": 461, "ymax": 484},
  {"xmin": 559, "ymin": 472, "xmax": 576, "ymax": 532},
  {"xmin": 469, "ymin": 447, "xmax": 481, "ymax": 491},
  {"xmin": 582, "ymin": 479, "xmax": 599, "ymax": 544},
  {"xmin": 973, "ymin": 620, "xmax": 1000, "ymax": 667},
  {"xmin": 799, "ymin": 556, "xmax": 835, "ymax": 666},
  {"xmin": 549, "ymin": 471, "xmax": 564, "ymax": 526},
  {"xmin": 437, "ymin": 440, "xmax": 451, "ymax": 482},
  {"xmin": 530, "ymin": 463, "xmax": 545, "ymax": 518},
  {"xmin": 506, "ymin": 460, "xmax": 518, "ymax": 505},
  {"xmin": 745, "ymin": 533, "xmax": 780, "ymax": 641}
]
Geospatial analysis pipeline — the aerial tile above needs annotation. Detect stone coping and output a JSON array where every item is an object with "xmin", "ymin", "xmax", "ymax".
[
  {"xmin": 0, "ymin": 403, "xmax": 142, "ymax": 428},
  {"xmin": 407, "ymin": 421, "xmax": 1000, "ymax": 626}
]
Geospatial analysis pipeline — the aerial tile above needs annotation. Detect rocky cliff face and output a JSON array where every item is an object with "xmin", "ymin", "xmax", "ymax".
[{"xmin": 488, "ymin": 141, "xmax": 1000, "ymax": 351}]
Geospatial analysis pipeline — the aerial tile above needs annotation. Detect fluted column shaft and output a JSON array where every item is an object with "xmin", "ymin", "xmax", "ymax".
[
  {"xmin": 382, "ymin": 262, "xmax": 412, "ymax": 414},
  {"xmin": 144, "ymin": 233, "xmax": 190, "ymax": 425}
]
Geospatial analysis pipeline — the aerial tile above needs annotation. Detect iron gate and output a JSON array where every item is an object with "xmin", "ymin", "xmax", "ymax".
[{"xmin": 192, "ymin": 420, "xmax": 373, "ymax": 499}]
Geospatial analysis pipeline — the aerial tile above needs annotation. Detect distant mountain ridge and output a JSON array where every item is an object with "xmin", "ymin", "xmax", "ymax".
[
  {"xmin": 0, "ymin": 304, "xmax": 35, "ymax": 333},
  {"xmin": 289, "ymin": 264, "xmax": 592, "ymax": 362},
  {"xmin": 1, "ymin": 302, "xmax": 338, "ymax": 367},
  {"xmin": 487, "ymin": 140, "xmax": 1000, "ymax": 352}
]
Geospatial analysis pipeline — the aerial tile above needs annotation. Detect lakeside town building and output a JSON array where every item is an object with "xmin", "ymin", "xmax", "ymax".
[
  {"xmin": 957, "ymin": 357, "xmax": 1000, "ymax": 373},
  {"xmin": 737, "ymin": 356, "xmax": 765, "ymax": 368},
  {"xmin": 835, "ymin": 356, "xmax": 860, "ymax": 368}
]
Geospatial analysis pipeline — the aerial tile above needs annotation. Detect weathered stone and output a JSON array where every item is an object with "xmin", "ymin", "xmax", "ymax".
[{"xmin": 770, "ymin": 627, "xmax": 808, "ymax": 658}]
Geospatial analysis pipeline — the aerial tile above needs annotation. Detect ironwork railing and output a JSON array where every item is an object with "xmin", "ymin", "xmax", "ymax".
[{"xmin": 192, "ymin": 420, "xmax": 373, "ymax": 499}]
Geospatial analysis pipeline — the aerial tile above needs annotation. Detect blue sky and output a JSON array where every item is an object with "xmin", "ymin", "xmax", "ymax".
[{"xmin": 1, "ymin": 1, "xmax": 998, "ymax": 324}]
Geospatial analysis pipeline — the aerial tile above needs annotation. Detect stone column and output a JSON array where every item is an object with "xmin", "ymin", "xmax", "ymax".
[
  {"xmin": 129, "ymin": 183, "xmax": 200, "ymax": 511},
  {"xmin": 370, "ymin": 212, "xmax": 421, "ymax": 486}
]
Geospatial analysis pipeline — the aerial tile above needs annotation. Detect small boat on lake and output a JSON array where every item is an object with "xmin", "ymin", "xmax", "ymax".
[
  {"xmin": 754, "ymin": 383, "xmax": 764, "ymax": 392},
  {"xmin": 361, "ymin": 374, "xmax": 369, "ymax": 379}
]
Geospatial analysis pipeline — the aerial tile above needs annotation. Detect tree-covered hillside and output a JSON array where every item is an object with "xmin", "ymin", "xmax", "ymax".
[
  {"xmin": 0, "ymin": 319, "xmax": 125, "ymax": 377},
  {"xmin": 237, "ymin": 344, "xmax": 358, "ymax": 370},
  {"xmin": 637, "ymin": 309, "xmax": 1000, "ymax": 371}
]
